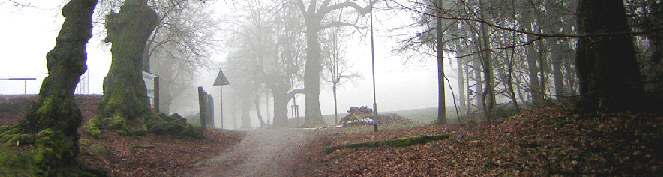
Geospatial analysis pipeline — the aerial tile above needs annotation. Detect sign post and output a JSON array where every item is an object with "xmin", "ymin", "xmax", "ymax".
[{"xmin": 213, "ymin": 69, "xmax": 230, "ymax": 129}]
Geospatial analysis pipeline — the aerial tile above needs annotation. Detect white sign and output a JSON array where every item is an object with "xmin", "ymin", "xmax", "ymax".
[{"xmin": 142, "ymin": 71, "xmax": 158, "ymax": 107}]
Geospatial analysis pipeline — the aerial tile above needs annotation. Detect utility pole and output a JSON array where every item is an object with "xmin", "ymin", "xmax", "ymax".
[{"xmin": 370, "ymin": 0, "xmax": 378, "ymax": 132}]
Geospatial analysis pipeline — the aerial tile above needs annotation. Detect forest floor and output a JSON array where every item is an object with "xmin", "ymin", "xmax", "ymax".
[
  {"xmin": 297, "ymin": 104, "xmax": 663, "ymax": 176},
  {"xmin": 1, "ymin": 95, "xmax": 662, "ymax": 176}
]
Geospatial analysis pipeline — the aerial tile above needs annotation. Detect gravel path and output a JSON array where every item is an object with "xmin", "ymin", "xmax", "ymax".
[{"xmin": 186, "ymin": 128, "xmax": 308, "ymax": 177}]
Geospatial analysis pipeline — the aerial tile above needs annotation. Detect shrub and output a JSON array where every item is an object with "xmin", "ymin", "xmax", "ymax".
[{"xmin": 145, "ymin": 113, "xmax": 202, "ymax": 138}]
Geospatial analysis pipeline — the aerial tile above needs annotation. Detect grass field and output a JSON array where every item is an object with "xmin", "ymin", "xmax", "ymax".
[{"xmin": 322, "ymin": 106, "xmax": 463, "ymax": 126}]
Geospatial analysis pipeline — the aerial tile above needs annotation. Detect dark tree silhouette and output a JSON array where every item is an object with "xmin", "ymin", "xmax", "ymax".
[{"xmin": 575, "ymin": 0, "xmax": 645, "ymax": 112}]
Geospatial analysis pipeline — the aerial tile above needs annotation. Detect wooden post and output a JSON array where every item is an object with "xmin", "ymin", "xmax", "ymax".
[
  {"xmin": 207, "ymin": 94, "xmax": 214, "ymax": 129},
  {"xmin": 154, "ymin": 76, "xmax": 160, "ymax": 113},
  {"xmin": 197, "ymin": 86, "xmax": 206, "ymax": 128},
  {"xmin": 219, "ymin": 87, "xmax": 224, "ymax": 129}
]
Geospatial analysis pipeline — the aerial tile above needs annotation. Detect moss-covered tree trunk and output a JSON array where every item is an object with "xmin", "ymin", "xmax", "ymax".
[
  {"xmin": 18, "ymin": 0, "xmax": 97, "ymax": 171},
  {"xmin": 575, "ymin": 0, "xmax": 645, "ymax": 112},
  {"xmin": 99, "ymin": 0, "xmax": 158, "ymax": 121}
]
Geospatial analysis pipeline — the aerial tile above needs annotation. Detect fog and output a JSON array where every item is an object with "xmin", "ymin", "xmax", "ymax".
[{"xmin": 0, "ymin": 0, "xmax": 459, "ymax": 129}]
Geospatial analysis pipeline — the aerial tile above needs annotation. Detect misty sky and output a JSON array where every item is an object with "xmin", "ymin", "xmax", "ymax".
[{"xmin": 0, "ymin": 1, "xmax": 458, "ymax": 118}]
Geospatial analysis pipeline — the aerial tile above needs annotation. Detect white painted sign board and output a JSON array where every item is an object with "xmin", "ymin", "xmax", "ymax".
[{"xmin": 142, "ymin": 71, "xmax": 158, "ymax": 107}]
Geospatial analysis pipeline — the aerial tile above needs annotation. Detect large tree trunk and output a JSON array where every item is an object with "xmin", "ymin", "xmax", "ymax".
[
  {"xmin": 232, "ymin": 99, "xmax": 240, "ymax": 129},
  {"xmin": 478, "ymin": 0, "xmax": 495, "ymax": 121},
  {"xmin": 507, "ymin": 32, "xmax": 521, "ymax": 111},
  {"xmin": 563, "ymin": 47, "xmax": 577, "ymax": 95},
  {"xmin": 18, "ymin": 0, "xmax": 97, "ymax": 171},
  {"xmin": 575, "ymin": 0, "xmax": 645, "ymax": 112},
  {"xmin": 272, "ymin": 86, "xmax": 289, "ymax": 127},
  {"xmin": 526, "ymin": 33, "xmax": 543, "ymax": 105},
  {"xmin": 332, "ymin": 84, "xmax": 338, "ymax": 124},
  {"xmin": 99, "ymin": 0, "xmax": 158, "ymax": 121},
  {"xmin": 241, "ymin": 98, "xmax": 252, "ymax": 129},
  {"xmin": 480, "ymin": 49, "xmax": 495, "ymax": 121},
  {"xmin": 457, "ymin": 55, "xmax": 466, "ymax": 113},
  {"xmin": 303, "ymin": 18, "xmax": 324, "ymax": 126},
  {"xmin": 473, "ymin": 55, "xmax": 483, "ymax": 113},
  {"xmin": 255, "ymin": 93, "xmax": 266, "ymax": 127},
  {"xmin": 465, "ymin": 58, "xmax": 472, "ymax": 116},
  {"xmin": 642, "ymin": 2, "xmax": 663, "ymax": 97},
  {"xmin": 551, "ymin": 40, "xmax": 566, "ymax": 100},
  {"xmin": 537, "ymin": 39, "xmax": 548, "ymax": 102}
]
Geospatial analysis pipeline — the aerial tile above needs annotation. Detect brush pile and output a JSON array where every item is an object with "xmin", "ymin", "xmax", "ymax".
[{"xmin": 340, "ymin": 106, "xmax": 412, "ymax": 126}]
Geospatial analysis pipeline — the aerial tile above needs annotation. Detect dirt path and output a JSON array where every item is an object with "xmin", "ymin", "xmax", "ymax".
[{"xmin": 186, "ymin": 128, "xmax": 308, "ymax": 177}]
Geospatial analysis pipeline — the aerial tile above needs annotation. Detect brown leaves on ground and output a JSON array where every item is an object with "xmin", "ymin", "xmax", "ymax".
[
  {"xmin": 3, "ymin": 95, "xmax": 661, "ymax": 176},
  {"xmin": 1, "ymin": 95, "xmax": 246, "ymax": 177},
  {"xmin": 300, "ymin": 103, "xmax": 663, "ymax": 176},
  {"xmin": 70, "ymin": 95, "xmax": 246, "ymax": 177},
  {"xmin": 79, "ymin": 129, "xmax": 244, "ymax": 177}
]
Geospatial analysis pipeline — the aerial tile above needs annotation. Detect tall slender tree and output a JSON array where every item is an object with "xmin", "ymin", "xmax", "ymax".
[{"xmin": 435, "ymin": 0, "xmax": 446, "ymax": 124}]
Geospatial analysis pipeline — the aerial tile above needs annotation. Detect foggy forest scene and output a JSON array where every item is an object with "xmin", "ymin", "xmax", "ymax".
[{"xmin": 0, "ymin": 0, "xmax": 662, "ymax": 176}]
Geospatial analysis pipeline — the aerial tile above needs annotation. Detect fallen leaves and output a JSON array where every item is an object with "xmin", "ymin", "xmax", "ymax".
[
  {"xmin": 78, "ymin": 126, "xmax": 245, "ymax": 176},
  {"xmin": 299, "ymin": 103, "xmax": 663, "ymax": 176},
  {"xmin": 1, "ymin": 95, "xmax": 246, "ymax": 177}
]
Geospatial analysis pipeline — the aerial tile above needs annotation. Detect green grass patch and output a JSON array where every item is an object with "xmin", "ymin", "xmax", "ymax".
[
  {"xmin": 325, "ymin": 134, "xmax": 450, "ymax": 154},
  {"xmin": 390, "ymin": 107, "xmax": 461, "ymax": 124}
]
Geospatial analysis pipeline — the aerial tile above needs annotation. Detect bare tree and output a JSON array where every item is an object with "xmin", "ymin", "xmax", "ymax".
[
  {"xmin": 268, "ymin": 0, "xmax": 306, "ymax": 127},
  {"xmin": 321, "ymin": 22, "xmax": 361, "ymax": 125},
  {"xmin": 295, "ymin": 0, "xmax": 371, "ymax": 126}
]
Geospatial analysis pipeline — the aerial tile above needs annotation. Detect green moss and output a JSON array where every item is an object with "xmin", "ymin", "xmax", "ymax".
[
  {"xmin": 325, "ymin": 134, "xmax": 450, "ymax": 154},
  {"xmin": 109, "ymin": 112, "xmax": 127, "ymax": 130},
  {"xmin": 36, "ymin": 96, "xmax": 54, "ymax": 116},
  {"xmin": 0, "ymin": 130, "xmax": 106, "ymax": 177},
  {"xmin": 85, "ymin": 113, "xmax": 133, "ymax": 138},
  {"xmin": 83, "ymin": 116, "xmax": 108, "ymax": 139},
  {"xmin": 34, "ymin": 129, "xmax": 67, "ymax": 165},
  {"xmin": 1, "ymin": 126, "xmax": 36, "ymax": 146},
  {"xmin": 0, "ymin": 146, "xmax": 41, "ymax": 176},
  {"xmin": 88, "ymin": 113, "xmax": 202, "ymax": 138},
  {"xmin": 128, "ymin": 129, "xmax": 147, "ymax": 136},
  {"xmin": 79, "ymin": 139, "xmax": 108, "ymax": 157},
  {"xmin": 83, "ymin": 123, "xmax": 102, "ymax": 139},
  {"xmin": 77, "ymin": 165, "xmax": 108, "ymax": 177},
  {"xmin": 2, "ymin": 133, "xmax": 35, "ymax": 146},
  {"xmin": 145, "ymin": 113, "xmax": 203, "ymax": 138}
]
